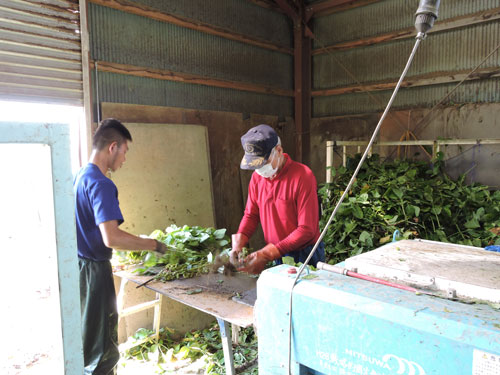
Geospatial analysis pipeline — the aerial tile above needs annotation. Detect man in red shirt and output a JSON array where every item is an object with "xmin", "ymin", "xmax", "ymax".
[{"xmin": 230, "ymin": 124, "xmax": 325, "ymax": 274}]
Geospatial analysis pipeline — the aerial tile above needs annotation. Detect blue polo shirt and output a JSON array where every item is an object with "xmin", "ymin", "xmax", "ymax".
[{"xmin": 73, "ymin": 163, "xmax": 124, "ymax": 261}]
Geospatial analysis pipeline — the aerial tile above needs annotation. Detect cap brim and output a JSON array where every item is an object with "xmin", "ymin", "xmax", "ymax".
[{"xmin": 240, "ymin": 154, "xmax": 267, "ymax": 170}]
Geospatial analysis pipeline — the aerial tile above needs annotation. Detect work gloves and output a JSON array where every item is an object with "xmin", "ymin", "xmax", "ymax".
[
  {"xmin": 154, "ymin": 240, "xmax": 168, "ymax": 255},
  {"xmin": 238, "ymin": 243, "xmax": 281, "ymax": 274},
  {"xmin": 229, "ymin": 233, "xmax": 281, "ymax": 274},
  {"xmin": 229, "ymin": 233, "xmax": 249, "ymax": 267}
]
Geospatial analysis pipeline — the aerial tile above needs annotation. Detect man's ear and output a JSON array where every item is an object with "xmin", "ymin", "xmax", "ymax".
[{"xmin": 108, "ymin": 141, "xmax": 118, "ymax": 154}]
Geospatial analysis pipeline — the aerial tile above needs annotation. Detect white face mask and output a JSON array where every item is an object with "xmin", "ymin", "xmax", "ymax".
[{"xmin": 256, "ymin": 148, "xmax": 280, "ymax": 178}]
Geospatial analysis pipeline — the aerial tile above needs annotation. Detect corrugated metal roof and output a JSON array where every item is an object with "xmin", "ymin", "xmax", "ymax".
[
  {"xmin": 89, "ymin": 4, "xmax": 293, "ymax": 90},
  {"xmin": 312, "ymin": 0, "xmax": 500, "ymax": 47},
  {"xmin": 313, "ymin": 78, "xmax": 500, "ymax": 117},
  {"xmin": 312, "ymin": 0, "xmax": 500, "ymax": 117},
  {"xmin": 135, "ymin": 0, "xmax": 292, "ymax": 48},
  {"xmin": 95, "ymin": 71, "xmax": 293, "ymax": 116},
  {"xmin": 0, "ymin": 0, "xmax": 83, "ymax": 105}
]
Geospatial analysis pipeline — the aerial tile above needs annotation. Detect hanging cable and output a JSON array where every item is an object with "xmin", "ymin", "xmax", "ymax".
[
  {"xmin": 286, "ymin": 1, "xmax": 442, "ymax": 372},
  {"xmin": 287, "ymin": 34, "xmax": 424, "ymax": 374},
  {"xmin": 310, "ymin": 16, "xmax": 435, "ymax": 159}
]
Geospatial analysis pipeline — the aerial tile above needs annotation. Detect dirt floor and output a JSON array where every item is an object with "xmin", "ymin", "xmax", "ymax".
[{"xmin": 117, "ymin": 356, "xmax": 207, "ymax": 374}]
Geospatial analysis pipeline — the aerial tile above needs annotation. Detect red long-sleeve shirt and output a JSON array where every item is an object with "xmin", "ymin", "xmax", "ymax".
[{"xmin": 237, "ymin": 154, "xmax": 320, "ymax": 255}]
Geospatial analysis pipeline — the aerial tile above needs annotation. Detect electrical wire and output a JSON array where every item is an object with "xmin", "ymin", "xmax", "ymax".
[
  {"xmin": 311, "ymin": 28, "xmax": 434, "ymax": 160},
  {"xmin": 286, "ymin": 33, "xmax": 426, "ymax": 375},
  {"xmin": 312, "ymin": 33, "xmax": 415, "ymax": 136}
]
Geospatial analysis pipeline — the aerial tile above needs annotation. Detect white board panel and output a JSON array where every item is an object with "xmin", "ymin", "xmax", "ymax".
[{"xmin": 110, "ymin": 123, "xmax": 215, "ymax": 236}]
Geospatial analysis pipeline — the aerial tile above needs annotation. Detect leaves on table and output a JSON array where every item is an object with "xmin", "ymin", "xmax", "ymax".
[
  {"xmin": 114, "ymin": 225, "xmax": 232, "ymax": 281},
  {"xmin": 186, "ymin": 288, "xmax": 203, "ymax": 295}
]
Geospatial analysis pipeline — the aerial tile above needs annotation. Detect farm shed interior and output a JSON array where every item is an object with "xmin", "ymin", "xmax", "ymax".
[{"xmin": 1, "ymin": 0, "xmax": 499, "ymax": 374}]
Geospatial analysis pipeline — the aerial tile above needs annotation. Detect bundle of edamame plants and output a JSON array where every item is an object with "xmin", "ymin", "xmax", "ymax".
[
  {"xmin": 320, "ymin": 153, "xmax": 500, "ymax": 265},
  {"xmin": 115, "ymin": 224, "xmax": 231, "ymax": 281}
]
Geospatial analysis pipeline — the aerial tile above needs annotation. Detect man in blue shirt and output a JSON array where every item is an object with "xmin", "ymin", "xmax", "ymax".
[{"xmin": 74, "ymin": 119, "xmax": 167, "ymax": 374}]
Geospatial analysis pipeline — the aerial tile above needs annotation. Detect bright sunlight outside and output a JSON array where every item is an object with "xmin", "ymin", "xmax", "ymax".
[{"xmin": 0, "ymin": 101, "xmax": 84, "ymax": 375}]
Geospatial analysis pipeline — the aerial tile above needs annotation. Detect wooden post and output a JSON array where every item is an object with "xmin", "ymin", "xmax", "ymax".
[
  {"xmin": 79, "ymin": 0, "xmax": 93, "ymax": 162},
  {"xmin": 326, "ymin": 141, "xmax": 334, "ymax": 183},
  {"xmin": 294, "ymin": 19, "xmax": 312, "ymax": 165}
]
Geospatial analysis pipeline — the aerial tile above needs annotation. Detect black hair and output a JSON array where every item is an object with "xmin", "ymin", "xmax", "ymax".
[{"xmin": 92, "ymin": 118, "xmax": 132, "ymax": 151}]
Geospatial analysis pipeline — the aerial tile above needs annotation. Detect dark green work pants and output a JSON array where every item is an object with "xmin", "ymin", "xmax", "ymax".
[{"xmin": 79, "ymin": 257, "xmax": 119, "ymax": 375}]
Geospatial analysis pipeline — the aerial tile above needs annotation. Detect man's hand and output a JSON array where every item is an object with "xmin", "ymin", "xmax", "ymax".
[
  {"xmin": 154, "ymin": 240, "xmax": 168, "ymax": 255},
  {"xmin": 238, "ymin": 243, "xmax": 280, "ymax": 274},
  {"xmin": 229, "ymin": 233, "xmax": 248, "ymax": 267}
]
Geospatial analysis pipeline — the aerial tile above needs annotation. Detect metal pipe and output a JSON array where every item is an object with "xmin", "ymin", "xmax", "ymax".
[
  {"xmin": 287, "ymin": 36, "xmax": 424, "ymax": 375},
  {"xmin": 284, "ymin": 6, "xmax": 449, "ymax": 368},
  {"xmin": 285, "ymin": 3, "xmax": 443, "ymax": 372},
  {"xmin": 326, "ymin": 139, "xmax": 500, "ymax": 147},
  {"xmin": 316, "ymin": 262, "xmax": 423, "ymax": 294},
  {"xmin": 415, "ymin": 0, "xmax": 441, "ymax": 34}
]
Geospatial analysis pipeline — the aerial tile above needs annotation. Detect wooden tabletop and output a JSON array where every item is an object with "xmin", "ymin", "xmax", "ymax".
[{"xmin": 115, "ymin": 270, "xmax": 257, "ymax": 327}]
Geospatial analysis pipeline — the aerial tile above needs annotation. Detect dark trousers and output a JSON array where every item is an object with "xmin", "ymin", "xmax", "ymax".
[
  {"xmin": 275, "ymin": 241, "xmax": 325, "ymax": 268},
  {"xmin": 79, "ymin": 257, "xmax": 119, "ymax": 375}
]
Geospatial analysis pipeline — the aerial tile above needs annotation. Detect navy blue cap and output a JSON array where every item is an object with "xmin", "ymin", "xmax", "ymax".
[{"xmin": 240, "ymin": 124, "xmax": 278, "ymax": 170}]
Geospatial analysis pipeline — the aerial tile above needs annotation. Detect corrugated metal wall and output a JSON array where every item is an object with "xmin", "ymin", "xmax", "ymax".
[
  {"xmin": 0, "ymin": 0, "xmax": 83, "ymax": 105},
  {"xmin": 311, "ymin": 0, "xmax": 500, "ymax": 117},
  {"xmin": 88, "ymin": 0, "xmax": 293, "ymax": 117}
]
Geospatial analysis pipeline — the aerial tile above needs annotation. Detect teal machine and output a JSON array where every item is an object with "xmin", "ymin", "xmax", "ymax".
[
  {"xmin": 255, "ymin": 1, "xmax": 500, "ymax": 374},
  {"xmin": 255, "ymin": 240, "xmax": 500, "ymax": 375}
]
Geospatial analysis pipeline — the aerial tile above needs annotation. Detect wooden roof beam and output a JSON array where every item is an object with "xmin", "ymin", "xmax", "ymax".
[
  {"xmin": 306, "ymin": 0, "xmax": 382, "ymax": 19},
  {"xmin": 90, "ymin": 60, "xmax": 294, "ymax": 97},
  {"xmin": 246, "ymin": 0, "xmax": 284, "ymax": 13},
  {"xmin": 274, "ymin": 0, "xmax": 300, "ymax": 23},
  {"xmin": 274, "ymin": 0, "xmax": 314, "ymax": 37},
  {"xmin": 312, "ymin": 66, "xmax": 500, "ymax": 97}
]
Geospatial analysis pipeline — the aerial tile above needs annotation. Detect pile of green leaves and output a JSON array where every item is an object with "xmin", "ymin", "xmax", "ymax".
[
  {"xmin": 116, "ymin": 224, "xmax": 231, "ymax": 281},
  {"xmin": 121, "ymin": 323, "xmax": 258, "ymax": 374},
  {"xmin": 320, "ymin": 154, "xmax": 500, "ymax": 264}
]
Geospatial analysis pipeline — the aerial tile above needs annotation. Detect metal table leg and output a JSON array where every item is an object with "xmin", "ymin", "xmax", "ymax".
[
  {"xmin": 217, "ymin": 318, "xmax": 235, "ymax": 375},
  {"xmin": 231, "ymin": 323, "xmax": 240, "ymax": 345}
]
